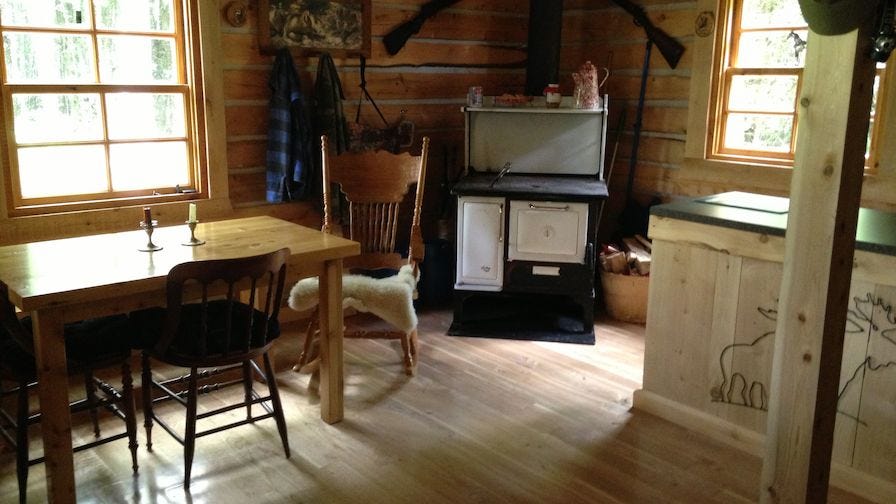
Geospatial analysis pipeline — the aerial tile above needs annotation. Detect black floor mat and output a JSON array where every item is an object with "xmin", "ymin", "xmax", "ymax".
[{"xmin": 447, "ymin": 292, "xmax": 595, "ymax": 344}]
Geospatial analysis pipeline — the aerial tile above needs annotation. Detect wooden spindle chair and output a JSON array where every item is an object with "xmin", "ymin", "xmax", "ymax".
[
  {"xmin": 134, "ymin": 248, "xmax": 290, "ymax": 489},
  {"xmin": 289, "ymin": 135, "xmax": 430, "ymax": 376},
  {"xmin": 0, "ymin": 282, "xmax": 137, "ymax": 504}
]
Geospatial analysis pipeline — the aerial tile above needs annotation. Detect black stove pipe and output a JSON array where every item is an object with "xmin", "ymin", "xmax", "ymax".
[{"xmin": 525, "ymin": 0, "xmax": 564, "ymax": 96}]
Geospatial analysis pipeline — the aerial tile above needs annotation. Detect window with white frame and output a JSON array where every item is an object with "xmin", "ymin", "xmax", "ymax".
[
  {"xmin": 0, "ymin": 0, "xmax": 206, "ymax": 215},
  {"xmin": 709, "ymin": 0, "xmax": 889, "ymax": 168}
]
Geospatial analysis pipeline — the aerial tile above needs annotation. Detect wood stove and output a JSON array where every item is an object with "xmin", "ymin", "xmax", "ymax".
[{"xmin": 449, "ymin": 98, "xmax": 608, "ymax": 343}]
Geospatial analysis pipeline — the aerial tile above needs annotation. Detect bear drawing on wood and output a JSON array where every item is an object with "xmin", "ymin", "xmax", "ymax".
[{"xmin": 711, "ymin": 306, "xmax": 776, "ymax": 411}]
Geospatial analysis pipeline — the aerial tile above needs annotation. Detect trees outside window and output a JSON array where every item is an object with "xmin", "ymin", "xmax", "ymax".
[
  {"xmin": 710, "ymin": 0, "xmax": 888, "ymax": 168},
  {"xmin": 0, "ymin": 0, "xmax": 205, "ymax": 214}
]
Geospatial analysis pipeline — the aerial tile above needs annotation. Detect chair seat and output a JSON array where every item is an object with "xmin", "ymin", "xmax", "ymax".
[
  {"xmin": 1, "ymin": 315, "xmax": 131, "ymax": 379},
  {"xmin": 130, "ymin": 301, "xmax": 280, "ymax": 358},
  {"xmin": 288, "ymin": 264, "xmax": 419, "ymax": 334}
]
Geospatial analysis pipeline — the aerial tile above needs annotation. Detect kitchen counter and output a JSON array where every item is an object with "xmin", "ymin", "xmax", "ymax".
[
  {"xmin": 635, "ymin": 192, "xmax": 896, "ymax": 502},
  {"xmin": 652, "ymin": 191, "xmax": 896, "ymax": 256}
]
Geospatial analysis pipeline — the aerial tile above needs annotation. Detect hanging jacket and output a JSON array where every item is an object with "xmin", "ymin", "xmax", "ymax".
[
  {"xmin": 313, "ymin": 53, "xmax": 349, "ymax": 155},
  {"xmin": 265, "ymin": 48, "xmax": 313, "ymax": 203}
]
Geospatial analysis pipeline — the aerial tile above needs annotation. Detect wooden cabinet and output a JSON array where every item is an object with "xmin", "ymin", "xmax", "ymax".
[{"xmin": 635, "ymin": 200, "xmax": 896, "ymax": 502}]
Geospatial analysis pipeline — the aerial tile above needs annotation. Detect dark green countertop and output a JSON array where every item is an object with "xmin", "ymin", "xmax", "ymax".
[{"xmin": 651, "ymin": 191, "xmax": 896, "ymax": 257}]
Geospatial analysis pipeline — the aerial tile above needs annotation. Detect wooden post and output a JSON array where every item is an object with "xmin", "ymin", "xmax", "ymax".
[{"xmin": 760, "ymin": 18, "xmax": 877, "ymax": 504}]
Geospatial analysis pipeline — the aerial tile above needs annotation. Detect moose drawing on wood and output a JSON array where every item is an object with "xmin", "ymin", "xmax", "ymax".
[{"xmin": 711, "ymin": 293, "xmax": 896, "ymax": 426}]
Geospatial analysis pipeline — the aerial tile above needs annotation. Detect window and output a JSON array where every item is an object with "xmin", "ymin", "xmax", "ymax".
[
  {"xmin": 0, "ymin": 0, "xmax": 206, "ymax": 215},
  {"xmin": 708, "ymin": 0, "xmax": 889, "ymax": 167}
]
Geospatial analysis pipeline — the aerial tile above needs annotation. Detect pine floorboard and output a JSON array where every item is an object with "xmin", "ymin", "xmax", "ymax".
[{"xmin": 0, "ymin": 308, "xmax": 871, "ymax": 503}]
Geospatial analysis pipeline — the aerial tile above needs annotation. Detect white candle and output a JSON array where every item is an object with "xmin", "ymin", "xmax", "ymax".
[{"xmin": 188, "ymin": 203, "xmax": 197, "ymax": 222}]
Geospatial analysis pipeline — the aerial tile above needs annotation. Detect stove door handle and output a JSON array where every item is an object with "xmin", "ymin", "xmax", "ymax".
[{"xmin": 528, "ymin": 203, "xmax": 570, "ymax": 211}]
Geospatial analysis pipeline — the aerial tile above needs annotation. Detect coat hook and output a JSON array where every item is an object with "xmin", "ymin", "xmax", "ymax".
[{"xmin": 224, "ymin": 1, "xmax": 248, "ymax": 27}]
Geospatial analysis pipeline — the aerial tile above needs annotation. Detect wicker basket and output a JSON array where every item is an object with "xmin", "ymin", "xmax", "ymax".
[{"xmin": 599, "ymin": 270, "xmax": 649, "ymax": 324}]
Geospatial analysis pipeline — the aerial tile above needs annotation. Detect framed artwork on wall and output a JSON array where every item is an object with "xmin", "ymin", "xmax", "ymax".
[{"xmin": 258, "ymin": 0, "xmax": 371, "ymax": 57}]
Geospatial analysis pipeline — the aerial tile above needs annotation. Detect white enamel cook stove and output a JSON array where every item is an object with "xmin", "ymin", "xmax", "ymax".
[{"xmin": 449, "ymin": 100, "xmax": 608, "ymax": 343}]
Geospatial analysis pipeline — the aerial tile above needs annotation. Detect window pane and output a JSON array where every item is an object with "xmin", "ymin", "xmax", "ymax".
[
  {"xmin": 724, "ymin": 113, "xmax": 793, "ymax": 152},
  {"xmin": 110, "ymin": 141, "xmax": 189, "ymax": 191},
  {"xmin": 0, "ymin": 0, "xmax": 90, "ymax": 29},
  {"xmin": 97, "ymin": 35, "xmax": 176, "ymax": 83},
  {"xmin": 3, "ymin": 32, "xmax": 94, "ymax": 83},
  {"xmin": 18, "ymin": 145, "xmax": 107, "ymax": 198},
  {"xmin": 728, "ymin": 75, "xmax": 797, "ymax": 112},
  {"xmin": 737, "ymin": 30, "xmax": 807, "ymax": 68},
  {"xmin": 740, "ymin": 0, "xmax": 806, "ymax": 29},
  {"xmin": 94, "ymin": 0, "xmax": 175, "ymax": 33},
  {"xmin": 106, "ymin": 93, "xmax": 186, "ymax": 140},
  {"xmin": 13, "ymin": 93, "xmax": 102, "ymax": 143}
]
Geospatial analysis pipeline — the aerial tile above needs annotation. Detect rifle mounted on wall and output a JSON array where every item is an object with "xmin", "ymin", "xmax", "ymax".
[
  {"xmin": 611, "ymin": 0, "xmax": 685, "ymax": 68},
  {"xmin": 383, "ymin": 0, "xmax": 461, "ymax": 55}
]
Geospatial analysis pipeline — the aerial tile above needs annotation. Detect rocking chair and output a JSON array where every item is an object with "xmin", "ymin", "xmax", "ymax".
[{"xmin": 289, "ymin": 135, "xmax": 430, "ymax": 376}]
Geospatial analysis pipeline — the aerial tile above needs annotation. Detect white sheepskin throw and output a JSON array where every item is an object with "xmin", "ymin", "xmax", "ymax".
[{"xmin": 288, "ymin": 264, "xmax": 419, "ymax": 334}]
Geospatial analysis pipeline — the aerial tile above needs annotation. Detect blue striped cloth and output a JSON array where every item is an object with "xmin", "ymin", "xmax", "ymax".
[{"xmin": 266, "ymin": 48, "xmax": 313, "ymax": 203}]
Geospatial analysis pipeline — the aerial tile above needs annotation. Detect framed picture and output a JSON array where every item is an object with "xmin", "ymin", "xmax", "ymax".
[{"xmin": 258, "ymin": 0, "xmax": 371, "ymax": 57}]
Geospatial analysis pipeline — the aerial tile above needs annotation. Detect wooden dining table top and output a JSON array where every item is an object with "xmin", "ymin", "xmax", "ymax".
[
  {"xmin": 0, "ymin": 215, "xmax": 360, "ymax": 312},
  {"xmin": 0, "ymin": 215, "xmax": 360, "ymax": 503}
]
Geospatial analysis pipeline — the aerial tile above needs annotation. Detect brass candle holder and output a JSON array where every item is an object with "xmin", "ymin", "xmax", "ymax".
[
  {"xmin": 138, "ymin": 220, "xmax": 163, "ymax": 252},
  {"xmin": 182, "ymin": 220, "xmax": 205, "ymax": 246}
]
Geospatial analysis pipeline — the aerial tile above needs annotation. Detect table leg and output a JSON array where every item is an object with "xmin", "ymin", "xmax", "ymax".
[
  {"xmin": 31, "ymin": 309, "xmax": 77, "ymax": 503},
  {"xmin": 318, "ymin": 258, "xmax": 344, "ymax": 423}
]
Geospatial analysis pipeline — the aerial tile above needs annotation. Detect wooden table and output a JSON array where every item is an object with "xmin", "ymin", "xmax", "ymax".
[{"xmin": 0, "ymin": 216, "xmax": 359, "ymax": 503}]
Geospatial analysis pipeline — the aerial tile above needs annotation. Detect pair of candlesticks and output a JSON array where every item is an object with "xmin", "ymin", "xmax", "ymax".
[{"xmin": 138, "ymin": 205, "xmax": 204, "ymax": 252}]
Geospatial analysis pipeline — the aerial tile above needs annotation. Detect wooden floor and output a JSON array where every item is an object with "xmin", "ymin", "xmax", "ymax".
[{"xmin": 0, "ymin": 308, "xmax": 870, "ymax": 503}]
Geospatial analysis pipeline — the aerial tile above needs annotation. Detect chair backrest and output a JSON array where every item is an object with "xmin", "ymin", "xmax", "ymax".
[
  {"xmin": 0, "ymin": 282, "xmax": 32, "ymax": 354},
  {"xmin": 320, "ymin": 135, "xmax": 430, "ymax": 273},
  {"xmin": 155, "ymin": 248, "xmax": 289, "ymax": 364}
]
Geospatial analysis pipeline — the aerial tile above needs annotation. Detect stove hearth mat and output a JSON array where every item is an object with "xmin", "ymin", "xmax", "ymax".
[{"xmin": 447, "ymin": 293, "xmax": 595, "ymax": 344}]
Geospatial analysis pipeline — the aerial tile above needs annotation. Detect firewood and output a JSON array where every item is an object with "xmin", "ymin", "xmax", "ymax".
[
  {"xmin": 603, "ymin": 251, "xmax": 629, "ymax": 274},
  {"xmin": 622, "ymin": 237, "xmax": 651, "ymax": 275},
  {"xmin": 634, "ymin": 234, "xmax": 652, "ymax": 252}
]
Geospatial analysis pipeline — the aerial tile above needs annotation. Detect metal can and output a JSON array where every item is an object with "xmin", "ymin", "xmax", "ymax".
[{"xmin": 467, "ymin": 86, "xmax": 483, "ymax": 107}]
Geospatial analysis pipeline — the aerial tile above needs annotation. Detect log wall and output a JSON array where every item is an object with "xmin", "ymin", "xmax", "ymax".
[{"xmin": 221, "ymin": 0, "xmax": 896, "ymax": 237}]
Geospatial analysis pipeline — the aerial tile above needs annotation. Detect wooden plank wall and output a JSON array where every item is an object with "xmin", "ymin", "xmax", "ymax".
[
  {"xmin": 223, "ymin": 0, "xmax": 896, "ymax": 240},
  {"xmin": 562, "ymin": 0, "xmax": 695, "ymax": 240},
  {"xmin": 221, "ymin": 0, "xmax": 530, "ymax": 236}
]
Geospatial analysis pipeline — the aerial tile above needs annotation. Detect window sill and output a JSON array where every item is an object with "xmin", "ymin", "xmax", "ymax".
[{"xmin": 0, "ymin": 196, "xmax": 233, "ymax": 247}]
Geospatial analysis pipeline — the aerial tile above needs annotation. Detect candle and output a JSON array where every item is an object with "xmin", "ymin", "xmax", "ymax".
[
  {"xmin": 143, "ymin": 207, "xmax": 152, "ymax": 225},
  {"xmin": 188, "ymin": 203, "xmax": 197, "ymax": 223}
]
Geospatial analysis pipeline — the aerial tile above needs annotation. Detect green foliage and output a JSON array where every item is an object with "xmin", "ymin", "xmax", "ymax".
[
  {"xmin": 151, "ymin": 39, "xmax": 172, "ymax": 80},
  {"xmin": 755, "ymin": 0, "xmax": 785, "ymax": 15},
  {"xmin": 98, "ymin": 0, "xmax": 120, "ymax": 28}
]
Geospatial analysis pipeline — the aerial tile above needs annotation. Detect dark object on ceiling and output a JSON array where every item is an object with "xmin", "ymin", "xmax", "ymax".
[{"xmin": 799, "ymin": 0, "xmax": 880, "ymax": 36}]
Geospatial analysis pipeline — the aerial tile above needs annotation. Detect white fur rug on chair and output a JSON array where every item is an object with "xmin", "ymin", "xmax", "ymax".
[{"xmin": 288, "ymin": 264, "xmax": 419, "ymax": 334}]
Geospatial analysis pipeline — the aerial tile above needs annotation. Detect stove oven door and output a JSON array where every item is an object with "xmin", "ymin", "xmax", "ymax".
[
  {"xmin": 508, "ymin": 200, "xmax": 588, "ymax": 264},
  {"xmin": 456, "ymin": 196, "xmax": 505, "ymax": 291}
]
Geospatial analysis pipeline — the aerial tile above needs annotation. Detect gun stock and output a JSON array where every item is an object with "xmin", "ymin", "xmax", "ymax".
[
  {"xmin": 643, "ymin": 23, "xmax": 684, "ymax": 68},
  {"xmin": 383, "ymin": 0, "xmax": 461, "ymax": 56},
  {"xmin": 611, "ymin": 0, "xmax": 685, "ymax": 68},
  {"xmin": 384, "ymin": 18, "xmax": 424, "ymax": 55}
]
